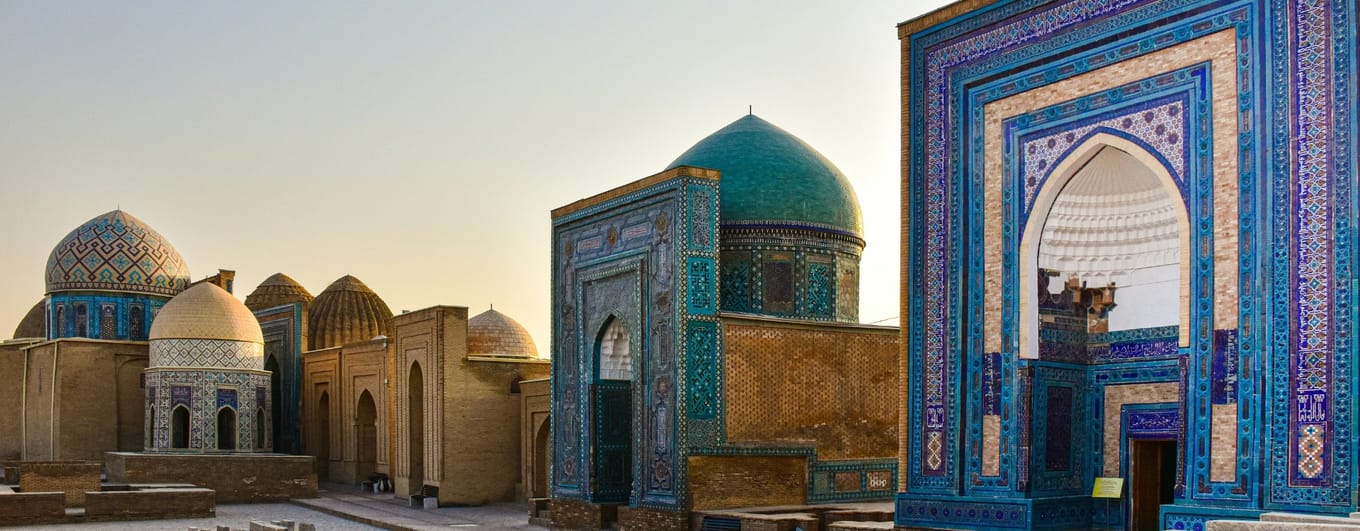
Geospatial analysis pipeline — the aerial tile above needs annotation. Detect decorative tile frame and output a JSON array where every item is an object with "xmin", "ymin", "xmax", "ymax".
[
  {"xmin": 551, "ymin": 172, "xmax": 721, "ymax": 510},
  {"xmin": 903, "ymin": 0, "xmax": 1356, "ymax": 523}
]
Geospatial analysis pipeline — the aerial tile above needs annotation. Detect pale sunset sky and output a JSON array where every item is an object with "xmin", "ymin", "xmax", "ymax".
[{"xmin": 0, "ymin": 1, "xmax": 952, "ymax": 351}]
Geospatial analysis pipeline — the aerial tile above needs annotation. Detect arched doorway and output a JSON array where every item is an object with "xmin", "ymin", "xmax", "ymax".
[
  {"xmin": 265, "ymin": 355, "xmax": 283, "ymax": 452},
  {"xmin": 533, "ymin": 416, "xmax": 550, "ymax": 499},
  {"xmin": 591, "ymin": 318, "xmax": 632, "ymax": 504},
  {"xmin": 217, "ymin": 408, "xmax": 237, "ymax": 451},
  {"xmin": 1024, "ymin": 139, "xmax": 1187, "ymax": 530},
  {"xmin": 408, "ymin": 362, "xmax": 424, "ymax": 493},
  {"xmin": 171, "ymin": 406, "xmax": 190, "ymax": 449},
  {"xmin": 256, "ymin": 408, "xmax": 266, "ymax": 450},
  {"xmin": 318, "ymin": 391, "xmax": 330, "ymax": 480},
  {"xmin": 356, "ymin": 390, "xmax": 378, "ymax": 482},
  {"xmin": 1021, "ymin": 135, "xmax": 1190, "ymax": 357}
]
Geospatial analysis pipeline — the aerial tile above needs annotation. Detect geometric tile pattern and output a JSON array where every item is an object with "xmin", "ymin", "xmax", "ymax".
[
  {"xmin": 145, "ymin": 368, "xmax": 270, "ymax": 453},
  {"xmin": 150, "ymin": 338, "xmax": 264, "ymax": 370},
  {"xmin": 45, "ymin": 210, "xmax": 190, "ymax": 297},
  {"xmin": 1021, "ymin": 100, "xmax": 1187, "ymax": 215},
  {"xmin": 1297, "ymin": 424, "xmax": 1325, "ymax": 479}
]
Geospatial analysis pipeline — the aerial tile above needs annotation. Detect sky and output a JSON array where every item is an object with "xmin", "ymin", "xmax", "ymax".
[{"xmin": 0, "ymin": 1, "xmax": 951, "ymax": 352}]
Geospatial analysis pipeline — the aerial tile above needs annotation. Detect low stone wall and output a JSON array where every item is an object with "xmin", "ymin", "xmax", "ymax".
[
  {"xmin": 106, "ymin": 452, "xmax": 316, "ymax": 503},
  {"xmin": 85, "ymin": 488, "xmax": 216, "ymax": 521},
  {"xmin": 0, "ymin": 492, "xmax": 66, "ymax": 526},
  {"xmin": 18, "ymin": 461, "xmax": 101, "ymax": 506}
]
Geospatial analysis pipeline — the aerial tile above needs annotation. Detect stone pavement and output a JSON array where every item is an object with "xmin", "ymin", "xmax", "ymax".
[
  {"xmin": 291, "ymin": 483, "xmax": 544, "ymax": 530},
  {"xmin": 20, "ymin": 502, "xmax": 379, "ymax": 530}
]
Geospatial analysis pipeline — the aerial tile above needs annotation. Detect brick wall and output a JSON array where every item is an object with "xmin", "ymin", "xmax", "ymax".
[
  {"xmin": 618, "ymin": 505, "xmax": 688, "ymax": 531},
  {"xmin": 723, "ymin": 318, "xmax": 898, "ymax": 460},
  {"xmin": 85, "ymin": 488, "xmax": 215, "ymax": 521},
  {"xmin": 105, "ymin": 452, "xmax": 316, "ymax": 503},
  {"xmin": 0, "ymin": 492, "xmax": 66, "ymax": 525},
  {"xmin": 0, "ymin": 343, "xmax": 29, "ymax": 461},
  {"xmin": 688, "ymin": 455, "xmax": 807, "ymax": 510},
  {"xmin": 18, "ymin": 461, "xmax": 101, "ymax": 506},
  {"xmin": 551, "ymin": 498, "xmax": 611, "ymax": 530},
  {"xmin": 21, "ymin": 340, "xmax": 148, "ymax": 462}
]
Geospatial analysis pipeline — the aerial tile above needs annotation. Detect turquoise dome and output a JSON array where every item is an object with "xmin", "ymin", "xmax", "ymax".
[{"xmin": 667, "ymin": 114, "xmax": 863, "ymax": 238}]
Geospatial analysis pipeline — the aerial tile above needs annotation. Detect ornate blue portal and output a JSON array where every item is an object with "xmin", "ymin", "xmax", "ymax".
[{"xmin": 899, "ymin": 0, "xmax": 1356, "ymax": 528}]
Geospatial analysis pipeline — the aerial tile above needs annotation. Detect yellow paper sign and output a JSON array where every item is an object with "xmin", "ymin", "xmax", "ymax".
[{"xmin": 1092, "ymin": 477, "xmax": 1124, "ymax": 498}]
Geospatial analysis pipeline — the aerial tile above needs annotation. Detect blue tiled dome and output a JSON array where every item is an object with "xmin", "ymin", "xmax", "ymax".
[
  {"xmin": 667, "ymin": 114, "xmax": 864, "ymax": 238},
  {"xmin": 45, "ymin": 210, "xmax": 191, "ymax": 297}
]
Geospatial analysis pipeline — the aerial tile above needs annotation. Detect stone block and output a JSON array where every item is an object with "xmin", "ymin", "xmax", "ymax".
[
  {"xmin": 0, "ymin": 491, "xmax": 67, "ymax": 525},
  {"xmin": 84, "ymin": 488, "xmax": 215, "ymax": 521},
  {"xmin": 249, "ymin": 522, "xmax": 288, "ymax": 531},
  {"xmin": 105, "ymin": 452, "xmax": 316, "ymax": 503}
]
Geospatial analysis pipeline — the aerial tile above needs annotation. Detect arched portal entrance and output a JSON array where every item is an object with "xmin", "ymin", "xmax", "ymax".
[
  {"xmin": 1022, "ymin": 137, "xmax": 1188, "ymax": 530},
  {"xmin": 317, "ymin": 391, "xmax": 331, "ymax": 480},
  {"xmin": 590, "ymin": 318, "xmax": 632, "ymax": 504},
  {"xmin": 356, "ymin": 390, "xmax": 378, "ymax": 482},
  {"xmin": 1021, "ymin": 134, "xmax": 1190, "ymax": 357},
  {"xmin": 217, "ymin": 408, "xmax": 237, "ymax": 451},
  {"xmin": 408, "ymin": 361, "xmax": 425, "ymax": 493}
]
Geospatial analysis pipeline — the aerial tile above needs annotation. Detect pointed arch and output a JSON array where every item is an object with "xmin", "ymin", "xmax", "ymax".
[
  {"xmin": 1019, "ymin": 132, "xmax": 1191, "ymax": 358},
  {"xmin": 595, "ymin": 316, "xmax": 632, "ymax": 381},
  {"xmin": 217, "ymin": 407, "xmax": 237, "ymax": 451},
  {"xmin": 171, "ymin": 405, "xmax": 190, "ymax": 449}
]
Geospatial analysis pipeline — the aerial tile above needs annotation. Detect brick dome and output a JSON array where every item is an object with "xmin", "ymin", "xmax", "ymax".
[
  {"xmin": 307, "ymin": 275, "xmax": 392, "ymax": 350},
  {"xmin": 12, "ymin": 299, "xmax": 46, "ymax": 339},
  {"xmin": 244, "ymin": 272, "xmax": 314, "ymax": 311},
  {"xmin": 467, "ymin": 307, "xmax": 539, "ymax": 359}
]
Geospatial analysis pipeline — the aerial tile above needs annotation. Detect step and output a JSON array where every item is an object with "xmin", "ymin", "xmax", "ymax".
[
  {"xmin": 1207, "ymin": 520, "xmax": 1360, "ymax": 531},
  {"xmin": 1262, "ymin": 512, "xmax": 1360, "ymax": 526}
]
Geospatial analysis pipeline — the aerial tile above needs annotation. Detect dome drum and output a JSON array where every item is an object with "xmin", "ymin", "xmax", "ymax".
[
  {"xmin": 719, "ymin": 247, "xmax": 859, "ymax": 323},
  {"xmin": 47, "ymin": 292, "xmax": 164, "ymax": 341},
  {"xmin": 150, "ymin": 339, "xmax": 265, "ymax": 369}
]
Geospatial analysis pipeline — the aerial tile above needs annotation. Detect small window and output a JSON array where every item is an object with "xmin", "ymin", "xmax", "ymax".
[
  {"xmin": 75, "ymin": 303, "xmax": 88, "ymax": 337},
  {"xmin": 763, "ymin": 260, "xmax": 794, "ymax": 314},
  {"xmin": 100, "ymin": 304, "xmax": 117, "ymax": 339}
]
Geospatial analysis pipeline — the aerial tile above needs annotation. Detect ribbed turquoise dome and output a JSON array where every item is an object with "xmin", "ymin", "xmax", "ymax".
[{"xmin": 667, "ymin": 114, "xmax": 863, "ymax": 237}]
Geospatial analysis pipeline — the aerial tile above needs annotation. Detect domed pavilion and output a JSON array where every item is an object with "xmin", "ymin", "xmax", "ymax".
[{"xmin": 144, "ymin": 283, "xmax": 271, "ymax": 452}]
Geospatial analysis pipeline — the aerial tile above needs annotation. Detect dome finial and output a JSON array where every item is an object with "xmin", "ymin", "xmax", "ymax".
[{"xmin": 748, "ymin": 105, "xmax": 752, "ymax": 116}]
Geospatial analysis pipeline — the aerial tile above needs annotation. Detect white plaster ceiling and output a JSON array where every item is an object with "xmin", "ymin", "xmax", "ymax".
[{"xmin": 1037, "ymin": 146, "xmax": 1181, "ymax": 285}]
